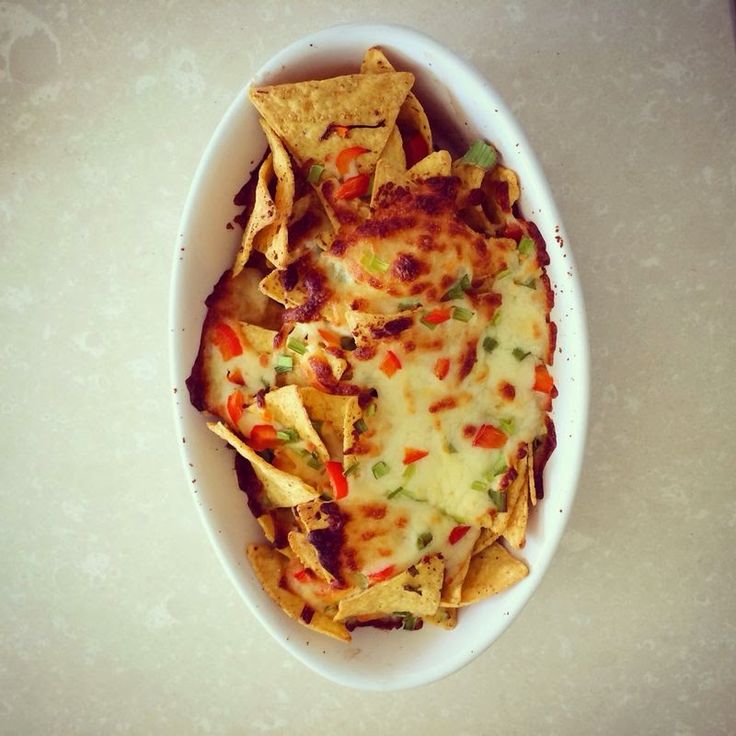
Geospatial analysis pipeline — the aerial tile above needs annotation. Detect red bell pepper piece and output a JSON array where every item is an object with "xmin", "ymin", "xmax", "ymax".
[
  {"xmin": 334, "ymin": 173, "xmax": 370, "ymax": 200},
  {"xmin": 368, "ymin": 565, "xmax": 395, "ymax": 583},
  {"xmin": 249, "ymin": 424, "xmax": 279, "ymax": 451},
  {"xmin": 449, "ymin": 525, "xmax": 471, "ymax": 545},
  {"xmin": 211, "ymin": 321, "xmax": 243, "ymax": 361},
  {"xmin": 336, "ymin": 146, "xmax": 370, "ymax": 176},
  {"xmin": 379, "ymin": 350, "xmax": 402, "ymax": 377},
  {"xmin": 226, "ymin": 390, "xmax": 244, "ymax": 426},
  {"xmin": 403, "ymin": 130, "xmax": 429, "ymax": 168},
  {"xmin": 325, "ymin": 460, "xmax": 349, "ymax": 500},
  {"xmin": 293, "ymin": 567, "xmax": 312, "ymax": 583},
  {"xmin": 433, "ymin": 357, "xmax": 450, "ymax": 380},
  {"xmin": 317, "ymin": 328, "xmax": 341, "ymax": 347},
  {"xmin": 403, "ymin": 448, "xmax": 429, "ymax": 465},
  {"xmin": 472, "ymin": 423, "xmax": 507, "ymax": 449},
  {"xmin": 533, "ymin": 364, "xmax": 554, "ymax": 394},
  {"xmin": 422, "ymin": 307, "xmax": 451, "ymax": 325},
  {"xmin": 227, "ymin": 368, "xmax": 245, "ymax": 386}
]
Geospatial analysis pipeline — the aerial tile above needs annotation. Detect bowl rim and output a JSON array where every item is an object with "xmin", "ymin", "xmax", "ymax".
[{"xmin": 169, "ymin": 21, "xmax": 590, "ymax": 690}]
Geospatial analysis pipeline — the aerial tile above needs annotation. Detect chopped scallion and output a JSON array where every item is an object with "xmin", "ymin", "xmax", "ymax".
[
  {"xmin": 491, "ymin": 309, "xmax": 503, "ymax": 326},
  {"xmin": 274, "ymin": 354, "xmax": 293, "ymax": 373},
  {"xmin": 447, "ymin": 443, "xmax": 458, "ymax": 454},
  {"xmin": 416, "ymin": 531, "xmax": 433, "ymax": 550},
  {"xmin": 307, "ymin": 453, "xmax": 322, "ymax": 470},
  {"xmin": 354, "ymin": 418, "xmax": 368, "ymax": 434},
  {"xmin": 495, "ymin": 268, "xmax": 511, "ymax": 280},
  {"xmin": 512, "ymin": 348, "xmax": 531, "ymax": 362},
  {"xmin": 441, "ymin": 273, "xmax": 471, "ymax": 301},
  {"xmin": 365, "ymin": 402, "xmax": 377, "ymax": 417},
  {"xmin": 459, "ymin": 140, "xmax": 497, "ymax": 170},
  {"xmin": 471, "ymin": 480, "xmax": 487, "ymax": 492},
  {"xmin": 451, "ymin": 306, "xmax": 474, "ymax": 322},
  {"xmin": 286, "ymin": 337, "xmax": 307, "ymax": 355},
  {"xmin": 276, "ymin": 428, "xmax": 300, "ymax": 443},
  {"xmin": 398, "ymin": 300, "xmax": 421, "ymax": 311},
  {"xmin": 488, "ymin": 488, "xmax": 507, "ymax": 512},
  {"xmin": 361, "ymin": 251, "xmax": 390, "ymax": 274},
  {"xmin": 372, "ymin": 460, "xmax": 390, "ymax": 479},
  {"xmin": 387, "ymin": 486, "xmax": 404, "ymax": 499},
  {"xmin": 307, "ymin": 163, "xmax": 324, "ymax": 184},
  {"xmin": 522, "ymin": 278, "xmax": 537, "ymax": 289},
  {"xmin": 499, "ymin": 417, "xmax": 515, "ymax": 435},
  {"xmin": 518, "ymin": 235, "xmax": 535, "ymax": 257},
  {"xmin": 402, "ymin": 463, "xmax": 416, "ymax": 481},
  {"xmin": 343, "ymin": 461, "xmax": 360, "ymax": 477},
  {"xmin": 482, "ymin": 336, "xmax": 498, "ymax": 353}
]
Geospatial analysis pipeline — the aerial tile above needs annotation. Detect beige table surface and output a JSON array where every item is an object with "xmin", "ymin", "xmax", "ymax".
[{"xmin": 2, "ymin": 1, "xmax": 735, "ymax": 733}]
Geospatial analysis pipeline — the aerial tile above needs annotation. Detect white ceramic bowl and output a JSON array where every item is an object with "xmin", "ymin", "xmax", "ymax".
[{"xmin": 169, "ymin": 23, "xmax": 589, "ymax": 691}]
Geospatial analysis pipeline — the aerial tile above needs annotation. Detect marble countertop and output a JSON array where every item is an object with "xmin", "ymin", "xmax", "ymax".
[{"xmin": 2, "ymin": 1, "xmax": 734, "ymax": 733}]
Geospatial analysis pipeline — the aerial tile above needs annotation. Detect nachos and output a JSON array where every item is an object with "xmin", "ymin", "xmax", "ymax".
[{"xmin": 187, "ymin": 47, "xmax": 557, "ymax": 640}]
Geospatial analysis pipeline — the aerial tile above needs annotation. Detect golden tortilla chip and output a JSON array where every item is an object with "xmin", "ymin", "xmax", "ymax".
[
  {"xmin": 472, "ymin": 528, "xmax": 499, "ymax": 555},
  {"xmin": 253, "ymin": 119, "xmax": 295, "ymax": 268},
  {"xmin": 440, "ymin": 525, "xmax": 480, "ymax": 607},
  {"xmin": 233, "ymin": 154, "xmax": 276, "ymax": 276},
  {"xmin": 264, "ymin": 384, "xmax": 329, "ymax": 461},
  {"xmin": 208, "ymin": 421, "xmax": 318, "ymax": 507},
  {"xmin": 360, "ymin": 47, "xmax": 432, "ymax": 153},
  {"xmin": 334, "ymin": 557, "xmax": 443, "ymax": 621},
  {"xmin": 482, "ymin": 164, "xmax": 521, "ymax": 223},
  {"xmin": 299, "ymin": 387, "xmax": 362, "ymax": 456},
  {"xmin": 409, "ymin": 150, "xmax": 451, "ymax": 178},
  {"xmin": 459, "ymin": 542, "xmax": 529, "ymax": 606},
  {"xmin": 247, "ymin": 544, "xmax": 350, "ymax": 641},
  {"xmin": 249, "ymin": 72, "xmax": 414, "ymax": 174},
  {"xmin": 486, "ymin": 455, "xmax": 528, "ymax": 535},
  {"xmin": 238, "ymin": 321, "xmax": 277, "ymax": 353},
  {"xmin": 503, "ymin": 464, "xmax": 529, "ymax": 549},
  {"xmin": 441, "ymin": 549, "xmax": 473, "ymax": 607},
  {"xmin": 287, "ymin": 530, "xmax": 335, "ymax": 583},
  {"xmin": 369, "ymin": 128, "xmax": 406, "ymax": 207},
  {"xmin": 424, "ymin": 606, "xmax": 458, "ymax": 630},
  {"xmin": 258, "ymin": 270, "xmax": 290, "ymax": 307},
  {"xmin": 528, "ymin": 442, "xmax": 537, "ymax": 507}
]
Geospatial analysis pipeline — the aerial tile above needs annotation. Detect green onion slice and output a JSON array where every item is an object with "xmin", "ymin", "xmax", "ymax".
[
  {"xmin": 398, "ymin": 300, "xmax": 421, "ymax": 311},
  {"xmin": 354, "ymin": 418, "xmax": 368, "ymax": 434},
  {"xmin": 512, "ymin": 348, "xmax": 531, "ymax": 362},
  {"xmin": 361, "ymin": 251, "xmax": 390, "ymax": 274},
  {"xmin": 495, "ymin": 268, "xmax": 511, "ymax": 280},
  {"xmin": 471, "ymin": 480, "xmax": 487, "ymax": 492},
  {"xmin": 307, "ymin": 163, "xmax": 324, "ymax": 184},
  {"xmin": 343, "ymin": 461, "xmax": 360, "ymax": 477},
  {"xmin": 276, "ymin": 428, "xmax": 300, "ymax": 443},
  {"xmin": 307, "ymin": 453, "xmax": 322, "ymax": 470},
  {"xmin": 459, "ymin": 140, "xmax": 497, "ymax": 170},
  {"xmin": 386, "ymin": 486, "xmax": 404, "ymax": 499},
  {"xmin": 365, "ymin": 402, "xmax": 377, "ymax": 417},
  {"xmin": 491, "ymin": 309, "xmax": 502, "ymax": 326},
  {"xmin": 286, "ymin": 337, "xmax": 307, "ymax": 355},
  {"xmin": 451, "ymin": 306, "xmax": 474, "ymax": 322},
  {"xmin": 488, "ymin": 488, "xmax": 507, "ymax": 512},
  {"xmin": 441, "ymin": 273, "xmax": 471, "ymax": 301},
  {"xmin": 402, "ymin": 463, "xmax": 417, "ymax": 481},
  {"xmin": 274, "ymin": 354, "xmax": 293, "ymax": 373},
  {"xmin": 499, "ymin": 417, "xmax": 515, "ymax": 435},
  {"xmin": 482, "ymin": 336, "xmax": 498, "ymax": 353},
  {"xmin": 518, "ymin": 235, "xmax": 535, "ymax": 257},
  {"xmin": 372, "ymin": 460, "xmax": 390, "ymax": 479},
  {"xmin": 416, "ymin": 531, "xmax": 433, "ymax": 550}
]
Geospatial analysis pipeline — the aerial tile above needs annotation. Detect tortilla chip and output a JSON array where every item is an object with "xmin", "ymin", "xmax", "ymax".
[
  {"xmin": 487, "ymin": 455, "xmax": 528, "ymax": 535},
  {"xmin": 370, "ymin": 156, "xmax": 405, "ymax": 207},
  {"xmin": 346, "ymin": 309, "xmax": 416, "ymax": 348},
  {"xmin": 208, "ymin": 421, "xmax": 318, "ymax": 507},
  {"xmin": 441, "ymin": 549, "xmax": 474, "ymax": 607},
  {"xmin": 247, "ymin": 544, "xmax": 350, "ymax": 641},
  {"xmin": 378, "ymin": 127, "xmax": 406, "ymax": 171},
  {"xmin": 316, "ymin": 176, "xmax": 371, "ymax": 231},
  {"xmin": 299, "ymin": 387, "xmax": 362, "ymax": 456},
  {"xmin": 249, "ymin": 72, "xmax": 414, "ymax": 174},
  {"xmin": 528, "ymin": 442, "xmax": 537, "ymax": 507},
  {"xmin": 424, "ymin": 606, "xmax": 457, "ymax": 630},
  {"xmin": 264, "ymin": 384, "xmax": 329, "ymax": 461},
  {"xmin": 287, "ymin": 530, "xmax": 334, "ymax": 583},
  {"xmin": 253, "ymin": 119, "xmax": 295, "ymax": 268},
  {"xmin": 440, "ymin": 525, "xmax": 480, "ymax": 607},
  {"xmin": 482, "ymin": 164, "xmax": 521, "ymax": 223},
  {"xmin": 233, "ymin": 154, "xmax": 276, "ymax": 276},
  {"xmin": 360, "ymin": 47, "xmax": 432, "ymax": 153},
  {"xmin": 459, "ymin": 542, "xmax": 529, "ymax": 606},
  {"xmin": 408, "ymin": 150, "xmax": 451, "ymax": 179},
  {"xmin": 472, "ymin": 528, "xmax": 499, "ymax": 555},
  {"xmin": 238, "ymin": 322, "xmax": 277, "ymax": 353},
  {"xmin": 503, "ymin": 464, "xmax": 529, "ymax": 549},
  {"xmin": 334, "ymin": 556, "xmax": 444, "ymax": 621}
]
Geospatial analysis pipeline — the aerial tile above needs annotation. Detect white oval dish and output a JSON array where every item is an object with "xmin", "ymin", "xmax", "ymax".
[{"xmin": 170, "ymin": 23, "xmax": 589, "ymax": 691}]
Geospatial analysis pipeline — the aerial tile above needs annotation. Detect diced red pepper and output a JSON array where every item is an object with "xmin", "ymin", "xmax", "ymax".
[
  {"xmin": 333, "ymin": 125, "xmax": 350, "ymax": 138},
  {"xmin": 293, "ymin": 567, "xmax": 312, "ymax": 583},
  {"xmin": 502, "ymin": 222, "xmax": 524, "ymax": 242},
  {"xmin": 533, "ymin": 364, "xmax": 554, "ymax": 394},
  {"xmin": 449, "ymin": 525, "xmax": 471, "ymax": 545},
  {"xmin": 472, "ymin": 423, "xmax": 507, "ymax": 449},
  {"xmin": 325, "ymin": 460, "xmax": 349, "ymax": 500},
  {"xmin": 422, "ymin": 307, "xmax": 451, "ymax": 325},
  {"xmin": 211, "ymin": 321, "xmax": 243, "ymax": 361},
  {"xmin": 318, "ymin": 328, "xmax": 341, "ymax": 347},
  {"xmin": 368, "ymin": 565, "xmax": 395, "ymax": 583},
  {"xmin": 226, "ymin": 390, "xmax": 244, "ymax": 426},
  {"xmin": 334, "ymin": 173, "xmax": 370, "ymax": 200},
  {"xmin": 379, "ymin": 350, "xmax": 402, "ymax": 377},
  {"xmin": 434, "ymin": 357, "xmax": 450, "ymax": 380},
  {"xmin": 403, "ymin": 448, "xmax": 429, "ymax": 465},
  {"xmin": 403, "ymin": 130, "xmax": 429, "ymax": 168},
  {"xmin": 227, "ymin": 368, "xmax": 245, "ymax": 386},
  {"xmin": 336, "ymin": 146, "xmax": 370, "ymax": 176},
  {"xmin": 249, "ymin": 424, "xmax": 279, "ymax": 451}
]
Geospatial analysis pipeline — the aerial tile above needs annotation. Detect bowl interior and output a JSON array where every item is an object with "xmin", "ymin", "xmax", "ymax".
[{"xmin": 170, "ymin": 23, "xmax": 589, "ymax": 691}]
